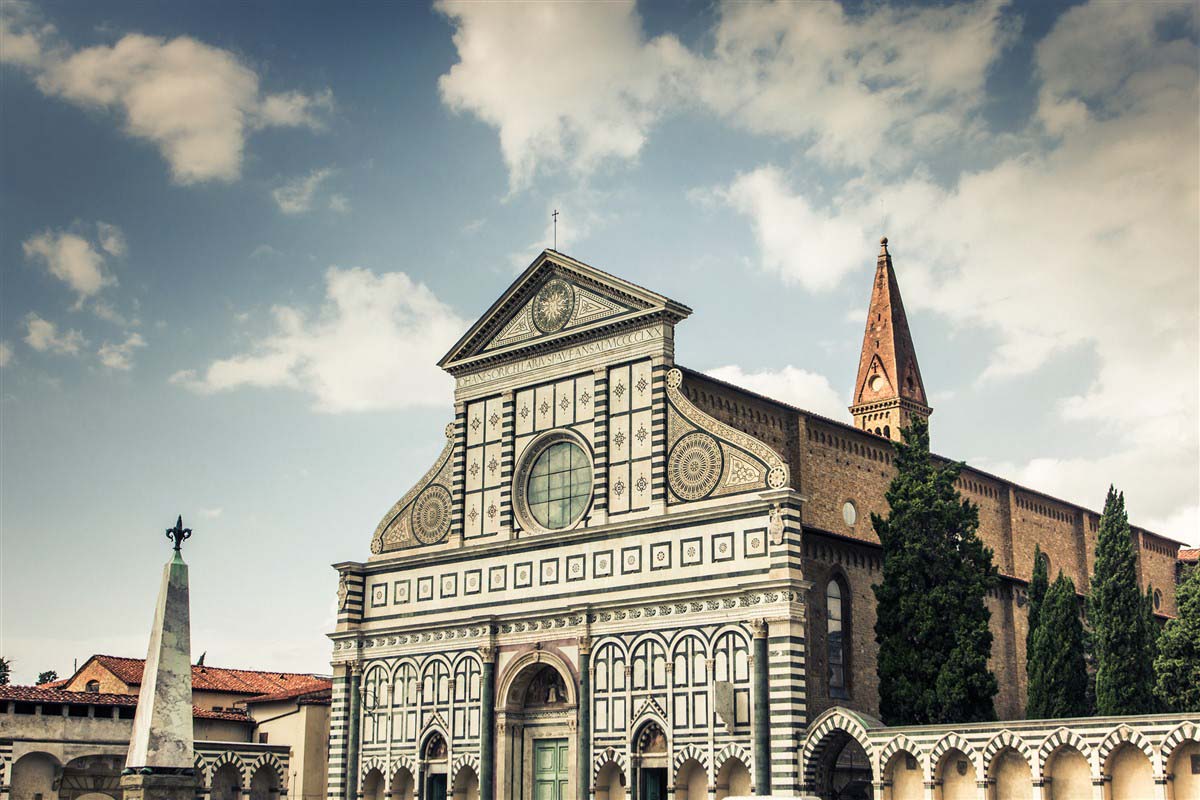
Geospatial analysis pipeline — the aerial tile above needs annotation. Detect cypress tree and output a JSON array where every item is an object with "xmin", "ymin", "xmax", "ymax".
[
  {"xmin": 873, "ymin": 418, "xmax": 999, "ymax": 725},
  {"xmin": 1027, "ymin": 573, "xmax": 1089, "ymax": 718},
  {"xmin": 1154, "ymin": 565, "xmax": 1200, "ymax": 712},
  {"xmin": 1089, "ymin": 486, "xmax": 1157, "ymax": 715},
  {"xmin": 1024, "ymin": 545, "xmax": 1049, "ymax": 719}
]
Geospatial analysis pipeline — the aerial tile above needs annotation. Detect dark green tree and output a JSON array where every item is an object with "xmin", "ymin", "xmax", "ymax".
[
  {"xmin": 1154, "ymin": 565, "xmax": 1200, "ymax": 712},
  {"xmin": 1089, "ymin": 486, "xmax": 1157, "ymax": 715},
  {"xmin": 1027, "ymin": 573, "xmax": 1090, "ymax": 718},
  {"xmin": 872, "ymin": 418, "xmax": 999, "ymax": 725},
  {"xmin": 37, "ymin": 670, "xmax": 58, "ymax": 685},
  {"xmin": 0, "ymin": 657, "xmax": 9, "ymax": 685},
  {"xmin": 1024, "ymin": 545, "xmax": 1049, "ymax": 719}
]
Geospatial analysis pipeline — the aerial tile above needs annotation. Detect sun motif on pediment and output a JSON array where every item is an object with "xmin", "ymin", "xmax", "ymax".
[{"xmin": 531, "ymin": 278, "xmax": 576, "ymax": 333}]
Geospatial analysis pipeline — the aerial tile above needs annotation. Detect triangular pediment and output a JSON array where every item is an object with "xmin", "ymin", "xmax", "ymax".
[{"xmin": 439, "ymin": 250, "xmax": 691, "ymax": 373}]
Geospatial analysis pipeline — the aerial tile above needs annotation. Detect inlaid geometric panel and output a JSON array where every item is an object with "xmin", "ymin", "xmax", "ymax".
[
  {"xmin": 712, "ymin": 532, "xmax": 735, "ymax": 563},
  {"xmin": 650, "ymin": 541, "xmax": 672, "ymax": 571}
]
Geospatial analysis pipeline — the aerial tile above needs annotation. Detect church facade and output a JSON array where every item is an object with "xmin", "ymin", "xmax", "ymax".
[{"xmin": 326, "ymin": 244, "xmax": 1186, "ymax": 800}]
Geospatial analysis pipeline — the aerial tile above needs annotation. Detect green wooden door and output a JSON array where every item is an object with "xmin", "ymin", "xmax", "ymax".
[{"xmin": 533, "ymin": 738, "xmax": 569, "ymax": 800}]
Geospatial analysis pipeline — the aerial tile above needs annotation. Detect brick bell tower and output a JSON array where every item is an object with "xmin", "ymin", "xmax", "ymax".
[{"xmin": 850, "ymin": 237, "xmax": 931, "ymax": 440}]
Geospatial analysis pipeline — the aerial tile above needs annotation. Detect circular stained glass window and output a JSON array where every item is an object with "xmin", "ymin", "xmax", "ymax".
[{"xmin": 526, "ymin": 440, "xmax": 592, "ymax": 529}]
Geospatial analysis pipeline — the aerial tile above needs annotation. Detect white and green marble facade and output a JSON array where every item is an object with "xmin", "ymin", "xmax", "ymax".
[{"xmin": 328, "ymin": 252, "xmax": 808, "ymax": 800}]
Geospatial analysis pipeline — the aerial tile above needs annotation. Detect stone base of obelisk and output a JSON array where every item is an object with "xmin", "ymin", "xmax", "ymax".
[{"xmin": 121, "ymin": 771, "xmax": 197, "ymax": 800}]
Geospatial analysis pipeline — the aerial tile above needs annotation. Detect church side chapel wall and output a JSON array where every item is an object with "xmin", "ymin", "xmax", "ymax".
[{"xmin": 801, "ymin": 535, "xmax": 882, "ymax": 723}]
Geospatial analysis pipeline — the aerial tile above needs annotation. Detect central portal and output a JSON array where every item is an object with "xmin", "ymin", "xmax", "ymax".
[
  {"xmin": 534, "ymin": 739, "xmax": 569, "ymax": 800},
  {"xmin": 496, "ymin": 653, "xmax": 578, "ymax": 800}
]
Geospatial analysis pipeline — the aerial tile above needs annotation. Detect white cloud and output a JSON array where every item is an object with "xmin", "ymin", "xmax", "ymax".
[
  {"xmin": 435, "ymin": 1, "xmax": 1012, "ymax": 188},
  {"xmin": 713, "ymin": 1, "xmax": 1199, "ymax": 540},
  {"xmin": 171, "ymin": 267, "xmax": 467, "ymax": 413},
  {"xmin": 698, "ymin": 1, "xmax": 1013, "ymax": 170},
  {"xmin": 0, "ymin": 342, "xmax": 13, "ymax": 368},
  {"xmin": 436, "ymin": 0, "xmax": 692, "ymax": 190},
  {"xmin": 96, "ymin": 222, "xmax": 126, "ymax": 256},
  {"xmin": 1, "ymin": 4, "xmax": 331, "ymax": 184},
  {"xmin": 705, "ymin": 365, "xmax": 847, "ymax": 422},
  {"xmin": 199, "ymin": 507, "xmax": 224, "ymax": 519},
  {"xmin": 24, "ymin": 314, "xmax": 86, "ymax": 355},
  {"xmin": 711, "ymin": 167, "xmax": 874, "ymax": 292},
  {"xmin": 22, "ymin": 229, "xmax": 113, "ymax": 304},
  {"xmin": 97, "ymin": 332, "xmax": 147, "ymax": 370},
  {"xmin": 92, "ymin": 300, "xmax": 136, "ymax": 328},
  {"xmin": 0, "ymin": 1, "xmax": 57, "ymax": 69},
  {"xmin": 272, "ymin": 168, "xmax": 335, "ymax": 214}
]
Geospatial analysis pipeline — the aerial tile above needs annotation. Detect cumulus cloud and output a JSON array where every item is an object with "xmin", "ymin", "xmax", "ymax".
[
  {"xmin": 0, "ymin": 342, "xmax": 13, "ymax": 368},
  {"xmin": 98, "ymin": 332, "xmax": 147, "ymax": 370},
  {"xmin": 96, "ymin": 222, "xmax": 126, "ymax": 256},
  {"xmin": 710, "ymin": 2, "xmax": 1199, "ymax": 539},
  {"xmin": 272, "ymin": 168, "xmax": 335, "ymax": 214},
  {"xmin": 24, "ymin": 314, "xmax": 86, "ymax": 355},
  {"xmin": 171, "ymin": 267, "xmax": 466, "ymax": 413},
  {"xmin": 437, "ymin": 0, "xmax": 692, "ymax": 190},
  {"xmin": 1, "ymin": 3, "xmax": 331, "ymax": 184},
  {"xmin": 706, "ymin": 365, "xmax": 847, "ymax": 421},
  {"xmin": 435, "ymin": 1, "xmax": 1012, "ymax": 188},
  {"xmin": 698, "ymin": 1, "xmax": 1013, "ymax": 170},
  {"xmin": 709, "ymin": 167, "xmax": 873, "ymax": 292},
  {"xmin": 22, "ymin": 229, "xmax": 114, "ymax": 304}
]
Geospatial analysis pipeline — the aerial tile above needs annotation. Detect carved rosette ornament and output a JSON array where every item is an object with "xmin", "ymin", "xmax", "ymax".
[
  {"xmin": 370, "ymin": 422, "xmax": 456, "ymax": 553},
  {"xmin": 664, "ymin": 368, "xmax": 790, "ymax": 502},
  {"xmin": 668, "ymin": 432, "xmax": 723, "ymax": 500},
  {"xmin": 411, "ymin": 485, "xmax": 452, "ymax": 544},
  {"xmin": 531, "ymin": 278, "xmax": 576, "ymax": 333}
]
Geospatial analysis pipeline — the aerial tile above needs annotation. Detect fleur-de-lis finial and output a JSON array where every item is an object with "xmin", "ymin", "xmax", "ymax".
[{"xmin": 166, "ymin": 515, "xmax": 192, "ymax": 553}]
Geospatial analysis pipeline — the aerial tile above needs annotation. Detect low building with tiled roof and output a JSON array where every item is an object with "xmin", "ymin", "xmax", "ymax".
[
  {"xmin": 2, "ymin": 656, "xmax": 331, "ymax": 800},
  {"xmin": 57, "ymin": 654, "xmax": 328, "ymax": 713}
]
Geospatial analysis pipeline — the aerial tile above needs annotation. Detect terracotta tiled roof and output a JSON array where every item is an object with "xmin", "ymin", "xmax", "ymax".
[
  {"xmin": 38, "ymin": 678, "xmax": 70, "ymax": 688},
  {"xmin": 192, "ymin": 706, "xmax": 255, "ymax": 722},
  {"xmin": 241, "ymin": 678, "xmax": 333, "ymax": 706},
  {"xmin": 1180, "ymin": 548, "xmax": 1199, "ymax": 562},
  {"xmin": 0, "ymin": 685, "xmax": 136, "ymax": 706},
  {"xmin": 0, "ymin": 684, "xmax": 252, "ymax": 722},
  {"xmin": 87, "ymin": 654, "xmax": 324, "ymax": 695}
]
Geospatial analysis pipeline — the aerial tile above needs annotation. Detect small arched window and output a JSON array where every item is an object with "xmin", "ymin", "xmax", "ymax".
[
  {"xmin": 883, "ymin": 425, "xmax": 890, "ymax": 438},
  {"xmin": 86, "ymin": 680, "xmax": 100, "ymax": 693},
  {"xmin": 827, "ymin": 578, "xmax": 849, "ymax": 699}
]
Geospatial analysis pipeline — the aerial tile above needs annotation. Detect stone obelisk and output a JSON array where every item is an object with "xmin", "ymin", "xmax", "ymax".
[{"xmin": 121, "ymin": 516, "xmax": 197, "ymax": 800}]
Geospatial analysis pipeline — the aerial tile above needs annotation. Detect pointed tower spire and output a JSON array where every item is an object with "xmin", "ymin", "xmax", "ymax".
[{"xmin": 849, "ymin": 237, "xmax": 931, "ymax": 440}]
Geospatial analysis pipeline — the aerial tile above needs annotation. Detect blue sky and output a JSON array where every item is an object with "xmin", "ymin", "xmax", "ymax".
[{"xmin": 1, "ymin": 0, "xmax": 1196, "ymax": 684}]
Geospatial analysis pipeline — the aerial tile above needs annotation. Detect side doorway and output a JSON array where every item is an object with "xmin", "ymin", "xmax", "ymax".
[{"xmin": 533, "ymin": 738, "xmax": 569, "ymax": 800}]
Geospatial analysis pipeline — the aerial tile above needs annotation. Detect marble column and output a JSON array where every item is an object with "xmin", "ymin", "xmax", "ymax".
[
  {"xmin": 577, "ymin": 636, "xmax": 591, "ymax": 800},
  {"xmin": 750, "ymin": 620, "xmax": 771, "ymax": 795},
  {"xmin": 479, "ymin": 645, "xmax": 496, "ymax": 800},
  {"xmin": 347, "ymin": 664, "xmax": 363, "ymax": 800}
]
